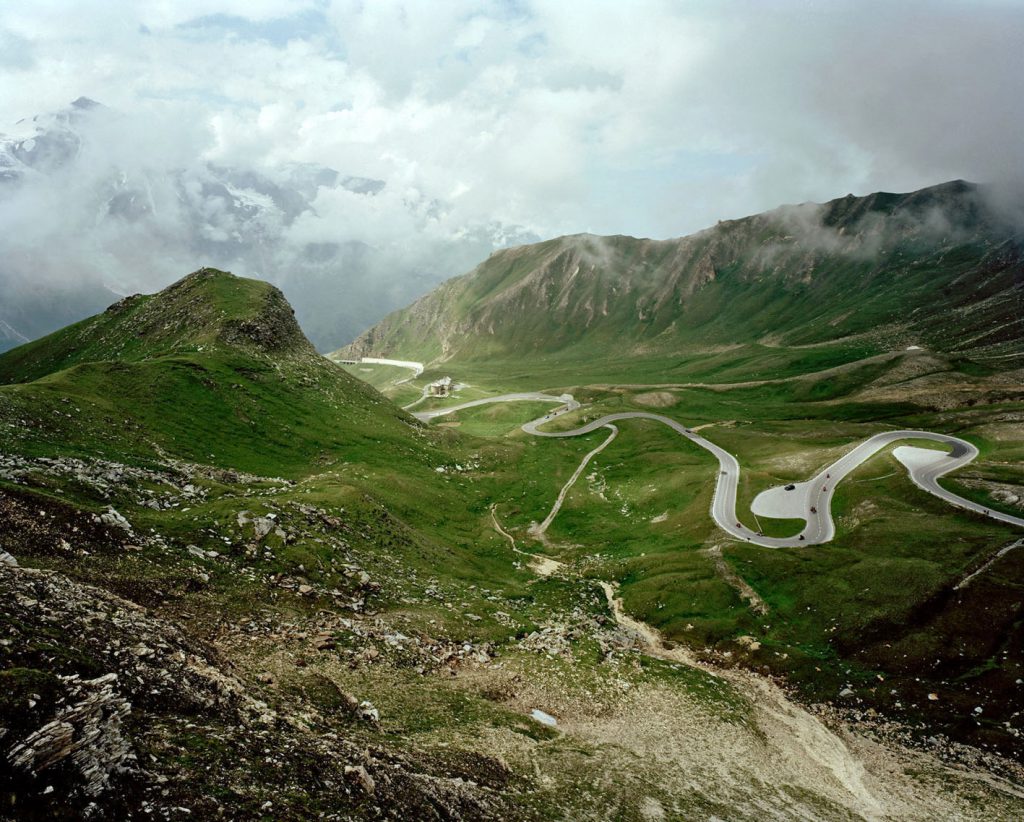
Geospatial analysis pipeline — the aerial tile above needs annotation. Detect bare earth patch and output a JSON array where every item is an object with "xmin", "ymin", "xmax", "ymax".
[
  {"xmin": 958, "ymin": 478, "xmax": 1024, "ymax": 510},
  {"xmin": 451, "ymin": 584, "xmax": 1024, "ymax": 821},
  {"xmin": 632, "ymin": 391, "xmax": 678, "ymax": 408},
  {"xmin": 760, "ymin": 444, "xmax": 849, "ymax": 476}
]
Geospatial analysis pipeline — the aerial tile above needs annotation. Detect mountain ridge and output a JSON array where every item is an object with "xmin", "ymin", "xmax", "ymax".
[{"xmin": 339, "ymin": 180, "xmax": 1024, "ymax": 367}]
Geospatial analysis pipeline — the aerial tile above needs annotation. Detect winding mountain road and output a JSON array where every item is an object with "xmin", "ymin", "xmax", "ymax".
[
  {"xmin": 358, "ymin": 357, "xmax": 424, "ymax": 383},
  {"xmin": 417, "ymin": 393, "xmax": 1024, "ymax": 548}
]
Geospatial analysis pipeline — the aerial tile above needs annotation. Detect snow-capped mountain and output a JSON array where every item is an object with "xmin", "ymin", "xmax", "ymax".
[{"xmin": 0, "ymin": 99, "xmax": 538, "ymax": 352}]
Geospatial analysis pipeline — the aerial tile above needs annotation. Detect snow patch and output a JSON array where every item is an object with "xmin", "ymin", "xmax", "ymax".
[
  {"xmin": 751, "ymin": 482, "xmax": 812, "ymax": 520},
  {"xmin": 892, "ymin": 445, "xmax": 946, "ymax": 472}
]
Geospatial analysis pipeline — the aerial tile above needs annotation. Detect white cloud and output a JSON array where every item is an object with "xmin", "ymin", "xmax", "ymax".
[{"xmin": 1, "ymin": 0, "xmax": 1022, "ymax": 346}]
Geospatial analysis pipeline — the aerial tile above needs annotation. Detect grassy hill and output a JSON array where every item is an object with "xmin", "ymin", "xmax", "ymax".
[
  {"xmin": 0, "ymin": 268, "xmax": 594, "ymax": 818},
  {"xmin": 0, "ymin": 268, "xmax": 421, "ymax": 476},
  {"xmin": 0, "ymin": 267, "xmax": 312, "ymax": 383},
  {"xmin": 339, "ymin": 181, "xmax": 1023, "ymax": 376},
  {"xmin": 3, "ymin": 265, "xmax": 1024, "ymax": 815}
]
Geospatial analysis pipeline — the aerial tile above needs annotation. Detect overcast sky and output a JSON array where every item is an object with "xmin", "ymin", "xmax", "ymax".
[{"xmin": 3, "ymin": 0, "xmax": 1022, "ymax": 243}]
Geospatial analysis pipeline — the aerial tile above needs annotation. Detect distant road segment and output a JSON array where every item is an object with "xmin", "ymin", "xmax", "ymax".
[
  {"xmin": 358, "ymin": 357, "xmax": 424, "ymax": 383},
  {"xmin": 412, "ymin": 392, "xmax": 579, "ymax": 422}
]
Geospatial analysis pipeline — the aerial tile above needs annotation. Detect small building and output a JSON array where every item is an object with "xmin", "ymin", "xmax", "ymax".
[{"xmin": 428, "ymin": 376, "xmax": 453, "ymax": 397}]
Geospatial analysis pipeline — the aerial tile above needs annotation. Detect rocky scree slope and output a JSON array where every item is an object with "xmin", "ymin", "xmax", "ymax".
[
  {"xmin": 340, "ymin": 180, "xmax": 1024, "ymax": 365},
  {"xmin": 0, "ymin": 538, "xmax": 516, "ymax": 821}
]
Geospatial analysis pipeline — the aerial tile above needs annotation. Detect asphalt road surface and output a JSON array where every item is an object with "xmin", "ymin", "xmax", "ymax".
[{"xmin": 416, "ymin": 393, "xmax": 1024, "ymax": 548}]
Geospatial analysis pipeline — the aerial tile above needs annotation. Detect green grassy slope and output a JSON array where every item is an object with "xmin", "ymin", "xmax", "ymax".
[
  {"xmin": 442, "ymin": 370, "xmax": 1024, "ymax": 759},
  {"xmin": 366, "ymin": 308, "xmax": 1021, "ymax": 762},
  {"xmin": 0, "ymin": 268, "xmax": 310, "ymax": 383},
  {"xmin": 0, "ymin": 268, "xmax": 423, "ymax": 476},
  {"xmin": 333, "ymin": 179, "xmax": 1024, "ymax": 767},
  {"xmin": 339, "ymin": 181, "xmax": 1023, "ymax": 374}
]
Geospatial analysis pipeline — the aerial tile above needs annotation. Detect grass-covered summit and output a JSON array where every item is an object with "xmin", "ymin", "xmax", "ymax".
[
  {"xmin": 0, "ymin": 268, "xmax": 415, "ymax": 475},
  {"xmin": 0, "ymin": 267, "xmax": 314, "ymax": 384}
]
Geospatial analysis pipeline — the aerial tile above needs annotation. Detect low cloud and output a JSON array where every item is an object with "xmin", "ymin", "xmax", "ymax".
[{"xmin": 1, "ymin": 1, "xmax": 1022, "ymax": 347}]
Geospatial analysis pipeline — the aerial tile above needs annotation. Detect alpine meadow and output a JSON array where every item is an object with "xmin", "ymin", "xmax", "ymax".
[{"xmin": 2, "ymin": 3, "xmax": 1024, "ymax": 821}]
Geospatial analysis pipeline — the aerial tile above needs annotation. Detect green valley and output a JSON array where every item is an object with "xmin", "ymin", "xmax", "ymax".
[
  {"xmin": 3, "ymin": 182, "xmax": 1024, "ymax": 821},
  {"xmin": 330, "ymin": 180, "xmax": 1024, "ymax": 809}
]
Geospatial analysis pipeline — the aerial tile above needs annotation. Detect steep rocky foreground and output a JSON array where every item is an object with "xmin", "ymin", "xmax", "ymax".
[
  {"xmin": 3, "ymin": 455, "xmax": 1024, "ymax": 821},
  {"xmin": 341, "ymin": 180, "xmax": 1023, "ymax": 365},
  {"xmin": 0, "ymin": 565, "xmax": 519, "ymax": 820},
  {"xmin": 0, "ymin": 462, "xmax": 521, "ymax": 821}
]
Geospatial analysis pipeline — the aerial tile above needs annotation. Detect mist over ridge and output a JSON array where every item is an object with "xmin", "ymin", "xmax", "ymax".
[{"xmin": 2, "ymin": 1, "xmax": 1024, "ymax": 351}]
